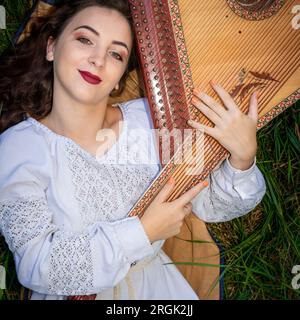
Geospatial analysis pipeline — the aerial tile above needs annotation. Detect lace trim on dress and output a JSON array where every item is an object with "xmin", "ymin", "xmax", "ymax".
[
  {"xmin": 65, "ymin": 140, "xmax": 158, "ymax": 226},
  {"xmin": 48, "ymin": 230, "xmax": 94, "ymax": 295},
  {"xmin": 0, "ymin": 195, "xmax": 96, "ymax": 295},
  {"xmin": 65, "ymin": 143, "xmax": 124, "ymax": 225},
  {"xmin": 205, "ymin": 173, "xmax": 263, "ymax": 222},
  {"xmin": 63, "ymin": 102, "xmax": 159, "ymax": 227},
  {"xmin": 0, "ymin": 195, "xmax": 53, "ymax": 252}
]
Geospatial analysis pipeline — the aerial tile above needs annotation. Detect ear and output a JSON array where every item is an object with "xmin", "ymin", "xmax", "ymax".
[
  {"xmin": 115, "ymin": 83, "xmax": 119, "ymax": 91},
  {"xmin": 46, "ymin": 36, "xmax": 56, "ymax": 61}
]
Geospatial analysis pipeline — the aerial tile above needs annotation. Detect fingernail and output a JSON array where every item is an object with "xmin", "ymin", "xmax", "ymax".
[
  {"xmin": 210, "ymin": 79, "xmax": 218, "ymax": 86},
  {"xmin": 191, "ymin": 97, "xmax": 197, "ymax": 104},
  {"xmin": 253, "ymin": 91, "xmax": 260, "ymax": 99},
  {"xmin": 193, "ymin": 86, "xmax": 203, "ymax": 95},
  {"xmin": 202, "ymin": 180, "xmax": 209, "ymax": 187},
  {"xmin": 168, "ymin": 177, "xmax": 175, "ymax": 184}
]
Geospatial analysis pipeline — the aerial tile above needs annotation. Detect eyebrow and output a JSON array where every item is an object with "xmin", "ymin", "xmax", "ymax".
[{"xmin": 73, "ymin": 25, "xmax": 129, "ymax": 53}]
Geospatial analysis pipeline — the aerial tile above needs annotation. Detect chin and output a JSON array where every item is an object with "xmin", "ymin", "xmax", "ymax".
[{"xmin": 73, "ymin": 91, "xmax": 109, "ymax": 106}]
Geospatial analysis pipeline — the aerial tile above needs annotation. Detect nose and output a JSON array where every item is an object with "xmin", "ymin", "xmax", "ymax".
[{"xmin": 88, "ymin": 49, "xmax": 106, "ymax": 68}]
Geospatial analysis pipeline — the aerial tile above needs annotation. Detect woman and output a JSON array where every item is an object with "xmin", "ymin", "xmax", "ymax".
[{"xmin": 0, "ymin": 0, "xmax": 266, "ymax": 300}]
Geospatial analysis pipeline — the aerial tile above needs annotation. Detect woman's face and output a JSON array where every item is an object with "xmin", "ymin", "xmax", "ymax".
[{"xmin": 46, "ymin": 6, "xmax": 132, "ymax": 106}]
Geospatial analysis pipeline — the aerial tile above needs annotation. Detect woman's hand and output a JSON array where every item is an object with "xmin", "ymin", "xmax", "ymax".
[
  {"xmin": 140, "ymin": 178, "xmax": 209, "ymax": 243},
  {"xmin": 187, "ymin": 80, "xmax": 258, "ymax": 171}
]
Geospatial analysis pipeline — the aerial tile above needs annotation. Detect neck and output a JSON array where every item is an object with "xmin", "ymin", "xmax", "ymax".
[{"xmin": 43, "ymin": 92, "xmax": 112, "ymax": 144}]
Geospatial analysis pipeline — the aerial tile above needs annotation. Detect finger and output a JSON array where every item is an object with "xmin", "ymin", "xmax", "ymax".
[
  {"xmin": 154, "ymin": 177, "xmax": 176, "ymax": 203},
  {"xmin": 193, "ymin": 89, "xmax": 228, "ymax": 119},
  {"xmin": 191, "ymin": 97, "xmax": 223, "ymax": 127},
  {"xmin": 187, "ymin": 119, "xmax": 218, "ymax": 139},
  {"xmin": 247, "ymin": 91, "xmax": 259, "ymax": 123},
  {"xmin": 210, "ymin": 80, "xmax": 240, "ymax": 113},
  {"xmin": 175, "ymin": 180, "xmax": 209, "ymax": 206}
]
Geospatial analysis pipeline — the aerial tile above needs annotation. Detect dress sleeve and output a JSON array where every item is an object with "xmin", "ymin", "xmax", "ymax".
[
  {"xmin": 191, "ymin": 156, "xmax": 266, "ymax": 222},
  {"xmin": 0, "ymin": 129, "xmax": 154, "ymax": 296}
]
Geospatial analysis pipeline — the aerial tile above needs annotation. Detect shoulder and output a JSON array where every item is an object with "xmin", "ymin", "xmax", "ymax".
[
  {"xmin": 0, "ymin": 118, "xmax": 51, "ymax": 167},
  {"xmin": 120, "ymin": 98, "xmax": 154, "ymax": 129},
  {"xmin": 0, "ymin": 120, "xmax": 52, "ymax": 198}
]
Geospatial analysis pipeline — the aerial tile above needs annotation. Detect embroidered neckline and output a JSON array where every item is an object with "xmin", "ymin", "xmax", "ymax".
[{"xmin": 26, "ymin": 103, "xmax": 128, "ymax": 161}]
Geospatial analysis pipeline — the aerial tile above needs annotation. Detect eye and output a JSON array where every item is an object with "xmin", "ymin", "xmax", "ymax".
[
  {"xmin": 110, "ymin": 51, "xmax": 123, "ymax": 62},
  {"xmin": 77, "ymin": 37, "xmax": 92, "ymax": 45}
]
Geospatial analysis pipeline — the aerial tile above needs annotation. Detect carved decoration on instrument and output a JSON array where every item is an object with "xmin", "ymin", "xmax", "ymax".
[
  {"xmin": 226, "ymin": 0, "xmax": 285, "ymax": 20},
  {"xmin": 230, "ymin": 69, "xmax": 279, "ymax": 103}
]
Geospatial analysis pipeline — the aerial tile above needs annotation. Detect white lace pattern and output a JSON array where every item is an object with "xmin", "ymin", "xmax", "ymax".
[
  {"xmin": 48, "ymin": 230, "xmax": 94, "ymax": 295},
  {"xmin": 0, "ymin": 195, "xmax": 52, "ymax": 252}
]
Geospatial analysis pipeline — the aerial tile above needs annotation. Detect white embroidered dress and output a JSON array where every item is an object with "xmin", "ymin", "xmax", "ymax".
[{"xmin": 0, "ymin": 98, "xmax": 266, "ymax": 300}]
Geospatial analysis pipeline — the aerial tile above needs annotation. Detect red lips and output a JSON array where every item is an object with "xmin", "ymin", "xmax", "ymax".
[{"xmin": 79, "ymin": 70, "xmax": 102, "ymax": 85}]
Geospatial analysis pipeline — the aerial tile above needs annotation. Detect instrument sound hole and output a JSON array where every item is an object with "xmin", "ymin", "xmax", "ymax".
[
  {"xmin": 235, "ymin": 0, "xmax": 275, "ymax": 12},
  {"xmin": 227, "ymin": 0, "xmax": 284, "ymax": 20}
]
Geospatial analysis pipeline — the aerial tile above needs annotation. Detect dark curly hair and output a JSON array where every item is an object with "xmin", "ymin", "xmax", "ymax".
[{"xmin": 0, "ymin": 0, "xmax": 137, "ymax": 133}]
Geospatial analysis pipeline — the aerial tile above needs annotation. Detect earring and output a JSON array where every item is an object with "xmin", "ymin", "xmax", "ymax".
[
  {"xmin": 46, "ymin": 51, "xmax": 53, "ymax": 61},
  {"xmin": 115, "ymin": 83, "xmax": 119, "ymax": 91}
]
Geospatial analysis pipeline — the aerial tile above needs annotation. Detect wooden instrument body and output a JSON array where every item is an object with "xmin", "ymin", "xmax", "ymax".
[
  {"xmin": 117, "ymin": 0, "xmax": 300, "ymax": 219},
  {"xmin": 121, "ymin": 0, "xmax": 300, "ymax": 300}
]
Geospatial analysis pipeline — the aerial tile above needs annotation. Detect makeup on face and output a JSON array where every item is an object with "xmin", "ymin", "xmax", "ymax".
[
  {"xmin": 78, "ymin": 70, "xmax": 102, "ymax": 85},
  {"xmin": 73, "ymin": 25, "xmax": 129, "ymax": 62}
]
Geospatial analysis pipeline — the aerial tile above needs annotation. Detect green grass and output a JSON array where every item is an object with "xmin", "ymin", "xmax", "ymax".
[
  {"xmin": 210, "ymin": 103, "xmax": 300, "ymax": 300},
  {"xmin": 0, "ymin": 0, "xmax": 299, "ymax": 300},
  {"xmin": 0, "ymin": 0, "xmax": 33, "ymax": 53}
]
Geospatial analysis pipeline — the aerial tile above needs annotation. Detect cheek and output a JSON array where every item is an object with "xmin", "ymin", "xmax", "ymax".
[
  {"xmin": 54, "ymin": 50, "xmax": 83, "ymax": 79},
  {"xmin": 108, "ymin": 60, "xmax": 127, "ymax": 80},
  {"xmin": 53, "ymin": 57, "xmax": 79, "ymax": 86},
  {"xmin": 56, "ymin": 42, "xmax": 83, "ymax": 65}
]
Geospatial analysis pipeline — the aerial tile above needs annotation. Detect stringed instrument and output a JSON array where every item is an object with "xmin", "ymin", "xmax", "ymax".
[{"xmin": 13, "ymin": 0, "xmax": 300, "ymax": 300}]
